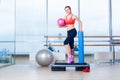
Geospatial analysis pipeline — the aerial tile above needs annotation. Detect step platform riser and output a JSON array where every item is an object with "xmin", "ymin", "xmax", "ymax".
[{"xmin": 51, "ymin": 63, "xmax": 90, "ymax": 71}]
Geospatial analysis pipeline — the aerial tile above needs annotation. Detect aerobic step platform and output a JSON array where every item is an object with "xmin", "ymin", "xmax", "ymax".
[{"xmin": 51, "ymin": 62, "xmax": 90, "ymax": 71}]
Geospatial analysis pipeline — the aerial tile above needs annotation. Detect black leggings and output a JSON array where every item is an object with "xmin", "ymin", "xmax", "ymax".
[{"xmin": 64, "ymin": 28, "xmax": 77, "ymax": 49}]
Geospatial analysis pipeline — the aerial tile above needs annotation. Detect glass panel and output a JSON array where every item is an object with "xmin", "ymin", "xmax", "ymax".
[
  {"xmin": 0, "ymin": 0, "xmax": 15, "ymax": 41},
  {"xmin": 112, "ymin": 0, "xmax": 120, "ymax": 62},
  {"xmin": 112, "ymin": 0, "xmax": 120, "ymax": 36},
  {"xmin": 80, "ymin": 0, "xmax": 109, "ymax": 36},
  {"xmin": 0, "ymin": 0, "xmax": 15, "ymax": 64},
  {"xmin": 80, "ymin": 0, "xmax": 109, "ymax": 63},
  {"xmin": 16, "ymin": 0, "xmax": 46, "ymax": 54}
]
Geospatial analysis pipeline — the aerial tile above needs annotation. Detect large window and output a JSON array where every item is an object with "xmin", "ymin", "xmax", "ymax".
[
  {"xmin": 80, "ymin": 0, "xmax": 110, "ymax": 53},
  {"xmin": 0, "ymin": 0, "xmax": 15, "ymax": 41},
  {"xmin": 16, "ymin": 0, "xmax": 46, "ymax": 54},
  {"xmin": 0, "ymin": 0, "xmax": 15, "ymax": 64},
  {"xmin": 80, "ymin": 0, "xmax": 109, "ymax": 36},
  {"xmin": 1, "ymin": 0, "xmax": 119, "ymax": 59},
  {"xmin": 112, "ymin": 0, "xmax": 120, "ymax": 52},
  {"xmin": 112, "ymin": 0, "xmax": 120, "ymax": 36}
]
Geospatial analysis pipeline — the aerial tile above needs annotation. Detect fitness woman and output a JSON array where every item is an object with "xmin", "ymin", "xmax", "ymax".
[{"xmin": 58, "ymin": 6, "xmax": 83, "ymax": 63}]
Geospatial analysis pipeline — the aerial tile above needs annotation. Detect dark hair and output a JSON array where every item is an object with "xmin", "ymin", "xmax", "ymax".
[{"xmin": 64, "ymin": 6, "xmax": 71, "ymax": 10}]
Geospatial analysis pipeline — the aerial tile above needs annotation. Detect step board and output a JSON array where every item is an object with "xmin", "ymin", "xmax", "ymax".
[{"xmin": 51, "ymin": 62, "xmax": 90, "ymax": 71}]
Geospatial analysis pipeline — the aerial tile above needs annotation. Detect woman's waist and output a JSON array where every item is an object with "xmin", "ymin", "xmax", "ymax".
[
  {"xmin": 67, "ymin": 28, "xmax": 76, "ymax": 33},
  {"xmin": 66, "ymin": 25, "xmax": 75, "ymax": 31}
]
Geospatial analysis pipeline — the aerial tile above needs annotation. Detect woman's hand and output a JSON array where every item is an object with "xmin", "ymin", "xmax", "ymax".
[
  {"xmin": 57, "ymin": 23, "xmax": 66, "ymax": 28},
  {"xmin": 79, "ymin": 29, "xmax": 83, "ymax": 32}
]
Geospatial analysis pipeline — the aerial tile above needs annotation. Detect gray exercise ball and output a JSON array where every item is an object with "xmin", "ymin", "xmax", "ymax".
[{"xmin": 35, "ymin": 49, "xmax": 54, "ymax": 66}]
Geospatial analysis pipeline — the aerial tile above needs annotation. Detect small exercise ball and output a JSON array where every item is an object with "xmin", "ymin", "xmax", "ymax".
[
  {"xmin": 36, "ymin": 49, "xmax": 54, "ymax": 66},
  {"xmin": 57, "ymin": 18, "xmax": 66, "ymax": 26}
]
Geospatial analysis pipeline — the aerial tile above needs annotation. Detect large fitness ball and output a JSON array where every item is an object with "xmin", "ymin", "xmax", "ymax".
[
  {"xmin": 57, "ymin": 18, "xmax": 66, "ymax": 26},
  {"xmin": 35, "ymin": 49, "xmax": 54, "ymax": 66}
]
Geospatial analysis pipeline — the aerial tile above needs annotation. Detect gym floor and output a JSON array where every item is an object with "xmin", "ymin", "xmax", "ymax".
[{"xmin": 0, "ymin": 56, "xmax": 120, "ymax": 80}]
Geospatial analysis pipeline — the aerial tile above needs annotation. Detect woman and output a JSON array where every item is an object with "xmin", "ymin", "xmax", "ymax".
[{"xmin": 58, "ymin": 6, "xmax": 83, "ymax": 63}]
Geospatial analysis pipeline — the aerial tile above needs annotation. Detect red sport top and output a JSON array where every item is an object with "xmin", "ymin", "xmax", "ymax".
[{"xmin": 65, "ymin": 14, "xmax": 75, "ymax": 25}]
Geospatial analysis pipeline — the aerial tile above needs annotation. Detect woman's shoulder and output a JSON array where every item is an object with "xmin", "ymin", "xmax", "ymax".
[
  {"xmin": 72, "ymin": 14, "xmax": 78, "ymax": 20},
  {"xmin": 72, "ymin": 14, "xmax": 77, "ymax": 18}
]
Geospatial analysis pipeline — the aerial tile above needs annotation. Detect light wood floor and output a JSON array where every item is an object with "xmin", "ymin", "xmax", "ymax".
[{"xmin": 0, "ymin": 56, "xmax": 120, "ymax": 80}]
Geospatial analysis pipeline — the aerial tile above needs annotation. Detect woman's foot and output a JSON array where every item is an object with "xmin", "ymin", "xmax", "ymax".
[{"xmin": 67, "ymin": 55, "xmax": 74, "ymax": 63}]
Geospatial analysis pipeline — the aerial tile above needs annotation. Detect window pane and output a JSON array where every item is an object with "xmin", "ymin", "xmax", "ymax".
[
  {"xmin": 16, "ymin": 0, "xmax": 46, "ymax": 54},
  {"xmin": 0, "ymin": 0, "xmax": 15, "ymax": 41},
  {"xmin": 80, "ymin": 0, "xmax": 110, "ymax": 56},
  {"xmin": 80, "ymin": 0, "xmax": 109, "ymax": 36},
  {"xmin": 112, "ymin": 0, "xmax": 120, "ymax": 36},
  {"xmin": 0, "ymin": 0, "xmax": 15, "ymax": 64},
  {"xmin": 112, "ymin": 0, "xmax": 120, "ymax": 52}
]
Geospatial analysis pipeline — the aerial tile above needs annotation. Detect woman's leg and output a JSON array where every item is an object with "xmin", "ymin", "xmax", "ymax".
[
  {"xmin": 64, "ymin": 29, "xmax": 77, "ymax": 63},
  {"xmin": 71, "ymin": 49, "xmax": 74, "ymax": 56},
  {"xmin": 64, "ymin": 37, "xmax": 73, "ymax": 63},
  {"xmin": 69, "ymin": 39, "xmax": 74, "ymax": 56},
  {"xmin": 64, "ymin": 44, "xmax": 71, "ymax": 57},
  {"xmin": 64, "ymin": 37, "xmax": 71, "ymax": 56},
  {"xmin": 69, "ymin": 39, "xmax": 74, "ymax": 62}
]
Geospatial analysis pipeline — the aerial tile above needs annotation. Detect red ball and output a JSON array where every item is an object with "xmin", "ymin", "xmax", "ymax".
[{"xmin": 57, "ymin": 18, "xmax": 66, "ymax": 26}]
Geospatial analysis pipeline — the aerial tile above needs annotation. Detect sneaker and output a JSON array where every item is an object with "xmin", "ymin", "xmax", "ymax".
[{"xmin": 67, "ymin": 55, "xmax": 74, "ymax": 64}]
